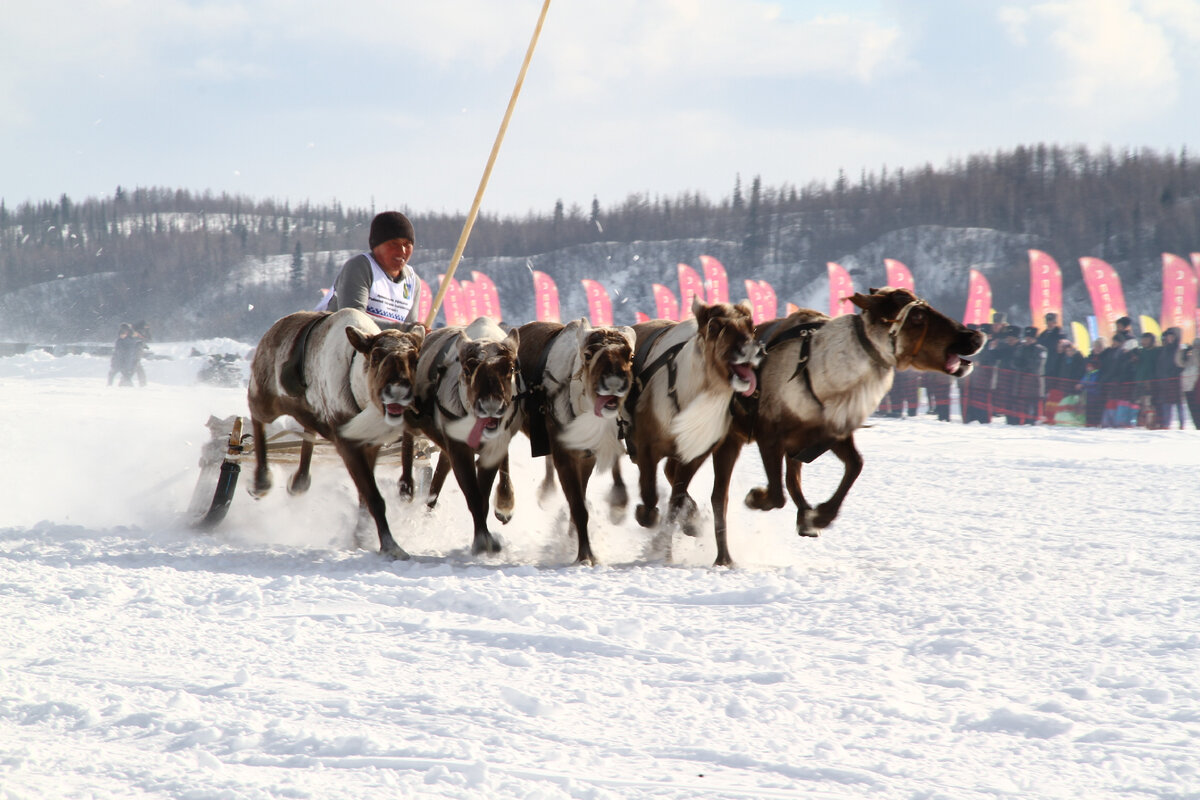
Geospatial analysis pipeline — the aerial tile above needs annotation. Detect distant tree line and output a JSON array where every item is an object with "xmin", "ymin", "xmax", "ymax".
[{"xmin": 2, "ymin": 143, "xmax": 1197, "ymax": 327}]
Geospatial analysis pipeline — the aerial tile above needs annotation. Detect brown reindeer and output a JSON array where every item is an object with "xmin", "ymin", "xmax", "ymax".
[
  {"xmin": 247, "ymin": 309, "xmax": 426, "ymax": 559},
  {"xmin": 625, "ymin": 297, "xmax": 763, "ymax": 533},
  {"xmin": 508, "ymin": 318, "xmax": 635, "ymax": 564},
  {"xmin": 402, "ymin": 318, "xmax": 523, "ymax": 555},
  {"xmin": 674, "ymin": 287, "xmax": 986, "ymax": 566}
]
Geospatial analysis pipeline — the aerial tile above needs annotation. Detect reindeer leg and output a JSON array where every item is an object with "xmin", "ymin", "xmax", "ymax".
[
  {"xmin": 808, "ymin": 436, "xmax": 863, "ymax": 531},
  {"xmin": 710, "ymin": 436, "xmax": 744, "ymax": 567},
  {"xmin": 446, "ymin": 442, "xmax": 500, "ymax": 555},
  {"xmin": 249, "ymin": 418, "xmax": 273, "ymax": 498},
  {"xmin": 334, "ymin": 438, "xmax": 407, "ymax": 560},
  {"xmin": 554, "ymin": 450, "xmax": 596, "ymax": 565},
  {"xmin": 784, "ymin": 457, "xmax": 818, "ymax": 537},
  {"xmin": 475, "ymin": 461, "xmax": 505, "ymax": 554},
  {"xmin": 607, "ymin": 460, "xmax": 628, "ymax": 510},
  {"xmin": 288, "ymin": 435, "xmax": 314, "ymax": 495},
  {"xmin": 397, "ymin": 431, "xmax": 416, "ymax": 502},
  {"xmin": 538, "ymin": 457, "xmax": 557, "ymax": 504},
  {"xmin": 493, "ymin": 455, "xmax": 514, "ymax": 524},
  {"xmin": 634, "ymin": 444, "xmax": 661, "ymax": 528},
  {"xmin": 666, "ymin": 455, "xmax": 703, "ymax": 537},
  {"xmin": 745, "ymin": 438, "xmax": 787, "ymax": 510},
  {"xmin": 425, "ymin": 450, "xmax": 452, "ymax": 509}
]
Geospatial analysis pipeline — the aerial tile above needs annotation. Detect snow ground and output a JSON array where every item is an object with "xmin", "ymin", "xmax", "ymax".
[{"xmin": 1, "ymin": 346, "xmax": 1198, "ymax": 800}]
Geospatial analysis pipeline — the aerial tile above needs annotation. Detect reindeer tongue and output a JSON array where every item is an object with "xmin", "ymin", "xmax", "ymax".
[
  {"xmin": 945, "ymin": 354, "xmax": 961, "ymax": 374},
  {"xmin": 732, "ymin": 363, "xmax": 757, "ymax": 396},
  {"xmin": 594, "ymin": 395, "xmax": 615, "ymax": 417},
  {"xmin": 467, "ymin": 417, "xmax": 489, "ymax": 450}
]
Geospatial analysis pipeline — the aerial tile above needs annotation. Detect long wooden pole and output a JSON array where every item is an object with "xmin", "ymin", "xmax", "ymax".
[{"xmin": 423, "ymin": 0, "xmax": 553, "ymax": 329}]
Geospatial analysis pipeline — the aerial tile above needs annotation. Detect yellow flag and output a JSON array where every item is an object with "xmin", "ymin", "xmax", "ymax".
[
  {"xmin": 1071, "ymin": 321, "xmax": 1091, "ymax": 356},
  {"xmin": 1139, "ymin": 315, "xmax": 1162, "ymax": 340}
]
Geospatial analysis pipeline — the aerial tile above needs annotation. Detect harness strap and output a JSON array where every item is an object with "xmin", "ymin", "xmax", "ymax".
[
  {"xmin": 757, "ymin": 320, "xmax": 828, "ymax": 411},
  {"xmin": 524, "ymin": 327, "xmax": 568, "ymax": 458},
  {"xmin": 427, "ymin": 331, "xmax": 468, "ymax": 422},
  {"xmin": 852, "ymin": 314, "xmax": 893, "ymax": 370},
  {"xmin": 881, "ymin": 299, "xmax": 930, "ymax": 362}
]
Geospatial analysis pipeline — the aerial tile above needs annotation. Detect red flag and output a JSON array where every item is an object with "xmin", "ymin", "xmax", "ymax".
[
  {"xmin": 437, "ymin": 274, "xmax": 468, "ymax": 326},
  {"xmin": 699, "ymin": 255, "xmax": 729, "ymax": 304},
  {"xmin": 456, "ymin": 280, "xmax": 480, "ymax": 321},
  {"xmin": 785, "ymin": 302, "xmax": 800, "ymax": 315},
  {"xmin": 1028, "ymin": 250, "xmax": 1063, "ymax": 329},
  {"xmin": 634, "ymin": 311, "xmax": 650, "ymax": 324},
  {"xmin": 964, "ymin": 269, "xmax": 992, "ymax": 326},
  {"xmin": 757, "ymin": 280, "xmax": 778, "ymax": 322},
  {"xmin": 827, "ymin": 262, "xmax": 855, "ymax": 317},
  {"xmin": 1162, "ymin": 253, "xmax": 1199, "ymax": 343},
  {"xmin": 1079, "ymin": 257, "xmax": 1129, "ymax": 341},
  {"xmin": 677, "ymin": 263, "xmax": 705, "ymax": 319},
  {"xmin": 417, "ymin": 278, "xmax": 432, "ymax": 327},
  {"xmin": 884, "ymin": 259, "xmax": 915, "ymax": 291},
  {"xmin": 581, "ymin": 279, "xmax": 614, "ymax": 326},
  {"xmin": 470, "ymin": 271, "xmax": 502, "ymax": 322},
  {"xmin": 531, "ymin": 270, "xmax": 560, "ymax": 323},
  {"xmin": 651, "ymin": 283, "xmax": 679, "ymax": 321}
]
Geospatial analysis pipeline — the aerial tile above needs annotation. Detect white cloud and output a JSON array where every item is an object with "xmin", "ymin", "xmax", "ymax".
[{"xmin": 1016, "ymin": 0, "xmax": 1178, "ymax": 110}]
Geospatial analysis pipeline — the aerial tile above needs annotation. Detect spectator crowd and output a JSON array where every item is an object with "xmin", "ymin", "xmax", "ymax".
[{"xmin": 878, "ymin": 314, "xmax": 1200, "ymax": 429}]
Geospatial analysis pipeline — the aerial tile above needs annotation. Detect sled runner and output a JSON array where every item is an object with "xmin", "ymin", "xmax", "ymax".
[{"xmin": 188, "ymin": 414, "xmax": 433, "ymax": 528}]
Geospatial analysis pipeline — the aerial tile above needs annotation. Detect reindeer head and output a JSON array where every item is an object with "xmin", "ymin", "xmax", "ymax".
[
  {"xmin": 457, "ymin": 328, "xmax": 521, "ymax": 449},
  {"xmin": 851, "ymin": 287, "xmax": 986, "ymax": 376},
  {"xmin": 575, "ymin": 320, "xmax": 635, "ymax": 418},
  {"xmin": 693, "ymin": 297, "xmax": 763, "ymax": 396},
  {"xmin": 346, "ymin": 324, "xmax": 426, "ymax": 423}
]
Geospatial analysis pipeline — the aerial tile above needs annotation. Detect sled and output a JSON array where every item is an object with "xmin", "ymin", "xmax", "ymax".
[{"xmin": 188, "ymin": 415, "xmax": 433, "ymax": 528}]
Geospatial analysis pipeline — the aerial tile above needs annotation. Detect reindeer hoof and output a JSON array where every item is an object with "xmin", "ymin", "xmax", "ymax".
[
  {"xmin": 669, "ymin": 494, "xmax": 698, "ymax": 522},
  {"xmin": 797, "ymin": 512, "xmax": 821, "ymax": 538},
  {"xmin": 494, "ymin": 508, "xmax": 512, "ymax": 525},
  {"xmin": 472, "ymin": 531, "xmax": 502, "ymax": 555},
  {"xmin": 249, "ymin": 471, "xmax": 272, "ymax": 499},
  {"xmin": 380, "ymin": 540, "xmax": 411, "ymax": 561},
  {"xmin": 607, "ymin": 483, "xmax": 628, "ymax": 509},
  {"xmin": 287, "ymin": 472, "xmax": 311, "ymax": 496},
  {"xmin": 397, "ymin": 477, "xmax": 414, "ymax": 502},
  {"xmin": 744, "ymin": 487, "xmax": 783, "ymax": 511},
  {"xmin": 635, "ymin": 504, "xmax": 659, "ymax": 528},
  {"xmin": 810, "ymin": 503, "xmax": 838, "ymax": 529},
  {"xmin": 425, "ymin": 493, "xmax": 440, "ymax": 510}
]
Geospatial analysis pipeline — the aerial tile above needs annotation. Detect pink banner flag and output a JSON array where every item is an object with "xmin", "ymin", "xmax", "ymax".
[
  {"xmin": 581, "ymin": 279, "xmax": 614, "ymax": 327},
  {"xmin": 417, "ymin": 278, "xmax": 432, "ymax": 327},
  {"xmin": 699, "ymin": 255, "xmax": 729, "ymax": 304},
  {"xmin": 1162, "ymin": 253, "xmax": 1199, "ymax": 343},
  {"xmin": 677, "ymin": 263, "xmax": 705, "ymax": 318},
  {"xmin": 1028, "ymin": 250, "xmax": 1063, "ymax": 329},
  {"xmin": 884, "ymin": 258, "xmax": 915, "ymax": 291},
  {"xmin": 470, "ymin": 271, "xmax": 502, "ymax": 322},
  {"xmin": 964, "ymin": 269, "xmax": 992, "ymax": 326},
  {"xmin": 634, "ymin": 311, "xmax": 650, "ymax": 324},
  {"xmin": 651, "ymin": 283, "xmax": 679, "ymax": 321},
  {"xmin": 1079, "ymin": 257, "xmax": 1129, "ymax": 341},
  {"xmin": 785, "ymin": 302, "xmax": 799, "ymax": 316},
  {"xmin": 437, "ymin": 275, "xmax": 468, "ymax": 326},
  {"xmin": 459, "ymin": 280, "xmax": 481, "ymax": 322},
  {"xmin": 757, "ymin": 280, "xmax": 778, "ymax": 322},
  {"xmin": 531, "ymin": 270, "xmax": 560, "ymax": 323},
  {"xmin": 827, "ymin": 262, "xmax": 856, "ymax": 317}
]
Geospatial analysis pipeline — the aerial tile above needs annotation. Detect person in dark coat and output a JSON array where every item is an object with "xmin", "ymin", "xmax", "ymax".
[
  {"xmin": 1010, "ymin": 326, "xmax": 1047, "ymax": 424},
  {"xmin": 1155, "ymin": 327, "xmax": 1185, "ymax": 428},
  {"xmin": 961, "ymin": 323, "xmax": 994, "ymax": 423},
  {"xmin": 1037, "ymin": 313, "xmax": 1067, "ymax": 377},
  {"xmin": 107, "ymin": 323, "xmax": 143, "ymax": 387},
  {"xmin": 991, "ymin": 325, "xmax": 1021, "ymax": 423}
]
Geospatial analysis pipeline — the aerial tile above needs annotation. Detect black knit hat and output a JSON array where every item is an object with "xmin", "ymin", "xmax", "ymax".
[
  {"xmin": 1023, "ymin": 326, "xmax": 1038, "ymax": 338},
  {"xmin": 369, "ymin": 211, "xmax": 415, "ymax": 249}
]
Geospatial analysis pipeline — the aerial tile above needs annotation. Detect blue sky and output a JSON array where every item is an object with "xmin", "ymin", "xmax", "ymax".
[{"xmin": 3, "ymin": 0, "xmax": 1199, "ymax": 218}]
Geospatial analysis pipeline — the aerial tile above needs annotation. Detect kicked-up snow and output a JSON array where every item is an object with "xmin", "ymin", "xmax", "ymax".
[{"xmin": 0, "ymin": 346, "xmax": 1198, "ymax": 800}]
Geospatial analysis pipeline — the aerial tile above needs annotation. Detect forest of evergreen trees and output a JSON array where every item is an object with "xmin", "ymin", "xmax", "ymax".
[{"xmin": 2, "ymin": 143, "xmax": 1197, "ymax": 334}]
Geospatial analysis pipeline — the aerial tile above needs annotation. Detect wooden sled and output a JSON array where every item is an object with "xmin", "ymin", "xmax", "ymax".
[{"xmin": 188, "ymin": 415, "xmax": 433, "ymax": 528}]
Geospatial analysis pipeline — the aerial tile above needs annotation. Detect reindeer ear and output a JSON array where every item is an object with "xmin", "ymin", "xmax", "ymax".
[
  {"xmin": 504, "ymin": 326, "xmax": 520, "ymax": 352},
  {"xmin": 849, "ymin": 293, "xmax": 873, "ymax": 311},
  {"xmin": 345, "ymin": 326, "xmax": 373, "ymax": 354},
  {"xmin": 458, "ymin": 341, "xmax": 482, "ymax": 372},
  {"xmin": 616, "ymin": 326, "xmax": 636, "ymax": 349},
  {"xmin": 691, "ymin": 295, "xmax": 706, "ymax": 319},
  {"xmin": 575, "ymin": 318, "xmax": 593, "ymax": 350},
  {"xmin": 409, "ymin": 324, "xmax": 427, "ymax": 346},
  {"xmin": 734, "ymin": 299, "xmax": 753, "ymax": 318}
]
